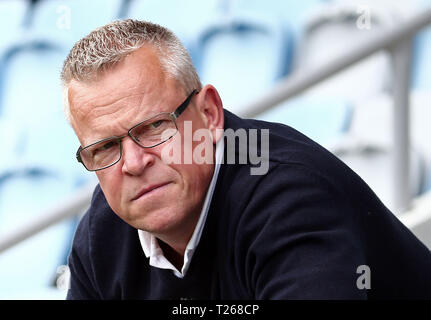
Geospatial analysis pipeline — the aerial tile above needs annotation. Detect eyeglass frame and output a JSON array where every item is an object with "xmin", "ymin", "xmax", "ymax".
[{"xmin": 76, "ymin": 89, "xmax": 198, "ymax": 171}]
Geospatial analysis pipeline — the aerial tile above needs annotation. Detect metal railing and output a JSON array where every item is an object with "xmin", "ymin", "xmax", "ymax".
[
  {"xmin": 1, "ymin": 8, "xmax": 431, "ymax": 253},
  {"xmin": 0, "ymin": 180, "xmax": 97, "ymax": 253}
]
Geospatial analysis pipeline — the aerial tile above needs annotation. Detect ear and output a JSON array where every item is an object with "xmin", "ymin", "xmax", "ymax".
[{"xmin": 195, "ymin": 84, "xmax": 224, "ymax": 144}]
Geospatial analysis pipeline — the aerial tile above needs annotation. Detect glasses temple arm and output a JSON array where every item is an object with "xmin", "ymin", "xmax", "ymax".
[{"xmin": 173, "ymin": 89, "xmax": 198, "ymax": 119}]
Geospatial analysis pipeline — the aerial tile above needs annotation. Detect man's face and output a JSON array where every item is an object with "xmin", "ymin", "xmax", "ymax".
[{"xmin": 68, "ymin": 46, "xmax": 216, "ymax": 239}]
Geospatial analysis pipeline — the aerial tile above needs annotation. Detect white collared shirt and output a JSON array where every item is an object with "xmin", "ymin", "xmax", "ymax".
[{"xmin": 137, "ymin": 138, "xmax": 224, "ymax": 278}]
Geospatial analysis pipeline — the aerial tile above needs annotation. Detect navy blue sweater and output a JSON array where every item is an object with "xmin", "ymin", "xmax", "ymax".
[{"xmin": 67, "ymin": 110, "xmax": 431, "ymax": 299}]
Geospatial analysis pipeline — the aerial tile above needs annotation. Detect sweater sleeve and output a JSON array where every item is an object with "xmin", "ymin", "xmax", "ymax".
[
  {"xmin": 66, "ymin": 208, "xmax": 101, "ymax": 300},
  {"xmin": 235, "ymin": 163, "xmax": 369, "ymax": 299}
]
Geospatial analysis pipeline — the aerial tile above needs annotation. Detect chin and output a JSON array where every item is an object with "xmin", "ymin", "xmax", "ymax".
[{"xmin": 127, "ymin": 206, "xmax": 186, "ymax": 235}]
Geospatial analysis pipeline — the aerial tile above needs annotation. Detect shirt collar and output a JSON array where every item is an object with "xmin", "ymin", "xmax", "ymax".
[{"xmin": 138, "ymin": 137, "xmax": 224, "ymax": 278}]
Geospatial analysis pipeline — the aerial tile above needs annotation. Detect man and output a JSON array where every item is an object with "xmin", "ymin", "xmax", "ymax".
[{"xmin": 62, "ymin": 19, "xmax": 431, "ymax": 299}]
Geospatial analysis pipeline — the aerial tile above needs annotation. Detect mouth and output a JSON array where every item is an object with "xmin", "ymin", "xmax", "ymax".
[{"xmin": 131, "ymin": 182, "xmax": 172, "ymax": 201}]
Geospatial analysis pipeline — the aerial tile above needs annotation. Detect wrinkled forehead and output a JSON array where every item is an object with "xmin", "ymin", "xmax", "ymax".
[
  {"xmin": 68, "ymin": 47, "xmax": 165, "ymax": 113},
  {"xmin": 66, "ymin": 47, "xmax": 182, "ymax": 145}
]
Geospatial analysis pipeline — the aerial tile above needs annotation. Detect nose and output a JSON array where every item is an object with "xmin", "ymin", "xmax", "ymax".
[{"xmin": 121, "ymin": 137, "xmax": 154, "ymax": 176}]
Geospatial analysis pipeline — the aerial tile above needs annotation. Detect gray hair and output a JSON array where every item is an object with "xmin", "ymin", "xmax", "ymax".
[{"xmin": 61, "ymin": 19, "xmax": 202, "ymax": 120}]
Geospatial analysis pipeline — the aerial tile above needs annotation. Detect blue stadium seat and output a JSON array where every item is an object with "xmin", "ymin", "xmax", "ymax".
[
  {"xmin": 411, "ymin": 0, "xmax": 431, "ymax": 89},
  {"xmin": 193, "ymin": 14, "xmax": 294, "ymax": 116},
  {"xmin": 229, "ymin": 0, "xmax": 324, "ymax": 29},
  {"xmin": 0, "ymin": 0, "xmax": 28, "ymax": 55},
  {"xmin": 404, "ymin": 0, "xmax": 431, "ymax": 192},
  {"xmin": 0, "ymin": 0, "xmax": 29, "ymax": 106},
  {"xmin": 125, "ymin": 0, "xmax": 220, "ymax": 46},
  {"xmin": 31, "ymin": 0, "xmax": 124, "ymax": 46},
  {"xmin": 0, "ymin": 119, "xmax": 25, "ymax": 171},
  {"xmin": 0, "ymin": 40, "xmax": 64, "ymax": 119},
  {"xmin": 258, "ymin": 96, "xmax": 353, "ymax": 148},
  {"xmin": 412, "ymin": 25, "xmax": 431, "ymax": 90},
  {"xmin": 228, "ymin": 0, "xmax": 325, "ymax": 61}
]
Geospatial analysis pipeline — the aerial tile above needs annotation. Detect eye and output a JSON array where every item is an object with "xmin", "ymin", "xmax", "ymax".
[
  {"xmin": 99, "ymin": 140, "xmax": 116, "ymax": 151},
  {"xmin": 150, "ymin": 120, "xmax": 164, "ymax": 129},
  {"xmin": 93, "ymin": 140, "xmax": 116, "ymax": 156}
]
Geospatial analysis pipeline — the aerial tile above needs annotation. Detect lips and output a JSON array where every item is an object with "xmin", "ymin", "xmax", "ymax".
[{"xmin": 131, "ymin": 182, "xmax": 171, "ymax": 201}]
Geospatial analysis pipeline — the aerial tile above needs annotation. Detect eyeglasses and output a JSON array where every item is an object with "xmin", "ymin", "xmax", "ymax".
[{"xmin": 76, "ymin": 90, "xmax": 198, "ymax": 171}]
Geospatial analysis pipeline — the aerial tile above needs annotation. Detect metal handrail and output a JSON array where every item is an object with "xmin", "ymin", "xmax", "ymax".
[
  {"xmin": 1, "ymin": 8, "xmax": 431, "ymax": 253},
  {"xmin": 0, "ymin": 180, "xmax": 97, "ymax": 253}
]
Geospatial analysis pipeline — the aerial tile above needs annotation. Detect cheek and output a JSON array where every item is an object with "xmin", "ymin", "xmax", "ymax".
[
  {"xmin": 96, "ymin": 169, "xmax": 124, "ymax": 210},
  {"xmin": 162, "ymin": 135, "xmax": 214, "ymax": 205},
  {"xmin": 172, "ymin": 162, "xmax": 213, "ymax": 204}
]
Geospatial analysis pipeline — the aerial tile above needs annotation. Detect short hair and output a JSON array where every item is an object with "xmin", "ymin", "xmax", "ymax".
[{"xmin": 61, "ymin": 19, "xmax": 202, "ymax": 120}]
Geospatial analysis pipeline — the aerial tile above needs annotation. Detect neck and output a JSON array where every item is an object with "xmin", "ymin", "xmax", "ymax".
[
  {"xmin": 153, "ymin": 214, "xmax": 197, "ymax": 271},
  {"xmin": 157, "ymin": 238, "xmax": 185, "ymax": 271},
  {"xmin": 154, "ymin": 196, "xmax": 206, "ymax": 270}
]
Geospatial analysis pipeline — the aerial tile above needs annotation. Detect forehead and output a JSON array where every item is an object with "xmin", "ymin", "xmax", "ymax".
[{"xmin": 68, "ymin": 46, "xmax": 181, "ymax": 145}]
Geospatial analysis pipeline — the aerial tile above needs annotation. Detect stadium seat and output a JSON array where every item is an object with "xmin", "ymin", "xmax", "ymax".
[
  {"xmin": 125, "ymin": 0, "xmax": 220, "ymax": 46},
  {"xmin": 0, "ymin": 119, "xmax": 24, "ymax": 171},
  {"xmin": 229, "ymin": 0, "xmax": 324, "ymax": 30},
  {"xmin": 330, "ymin": 134, "xmax": 425, "ymax": 214},
  {"xmin": 293, "ymin": 1, "xmax": 399, "ymax": 104},
  {"xmin": 256, "ymin": 2, "xmax": 374, "ymax": 148},
  {"xmin": 193, "ymin": 14, "xmax": 294, "ymax": 116},
  {"xmin": 0, "ymin": 0, "xmax": 28, "ymax": 55},
  {"xmin": 411, "ymin": 0, "xmax": 431, "ymax": 90},
  {"xmin": 412, "ymin": 25, "xmax": 431, "ymax": 90},
  {"xmin": 0, "ymin": 0, "xmax": 29, "ymax": 105},
  {"xmin": 0, "ymin": 40, "xmax": 64, "ymax": 119},
  {"xmin": 31, "ymin": 0, "xmax": 124, "ymax": 47},
  {"xmin": 258, "ymin": 96, "xmax": 353, "ymax": 148},
  {"xmin": 335, "ymin": 93, "xmax": 431, "ymax": 212}
]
